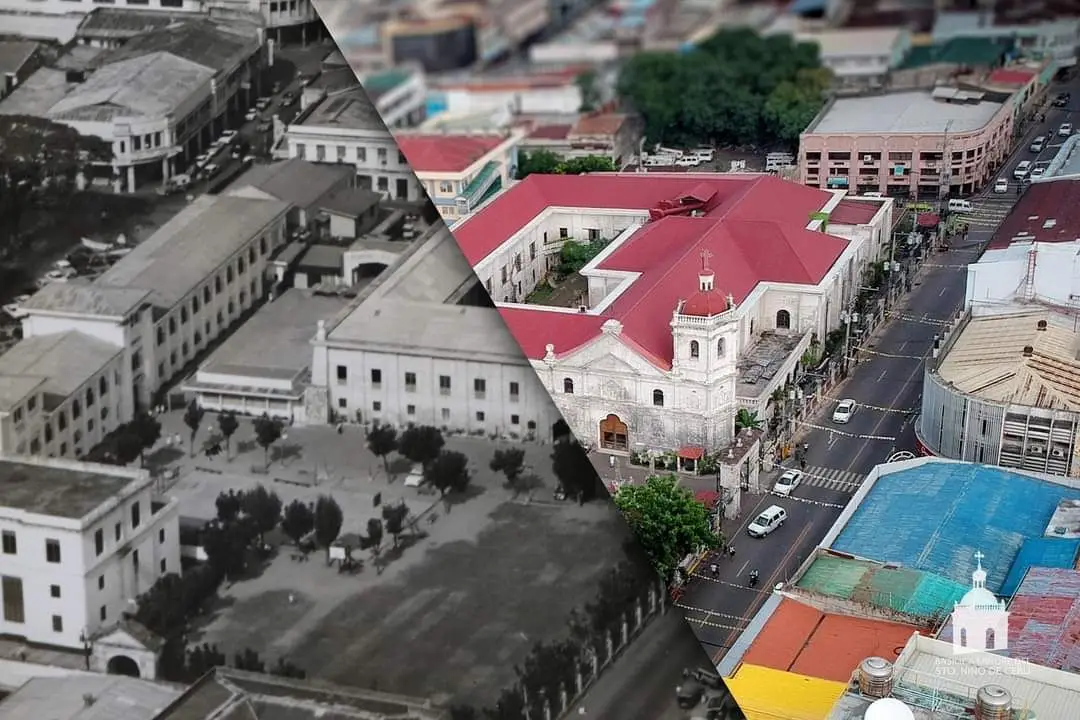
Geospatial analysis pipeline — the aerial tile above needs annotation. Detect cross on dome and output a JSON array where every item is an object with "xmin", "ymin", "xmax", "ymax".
[
  {"xmin": 971, "ymin": 550, "xmax": 988, "ymax": 590},
  {"xmin": 700, "ymin": 249, "xmax": 714, "ymax": 271}
]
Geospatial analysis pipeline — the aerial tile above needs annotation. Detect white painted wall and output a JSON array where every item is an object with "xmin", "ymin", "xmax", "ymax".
[
  {"xmin": 966, "ymin": 241, "xmax": 1080, "ymax": 312},
  {"xmin": 285, "ymin": 124, "xmax": 422, "ymax": 201}
]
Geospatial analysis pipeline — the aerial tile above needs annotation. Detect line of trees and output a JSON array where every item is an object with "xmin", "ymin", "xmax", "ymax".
[
  {"xmin": 365, "ymin": 422, "xmax": 474, "ymax": 501},
  {"xmin": 84, "ymin": 412, "xmax": 162, "ymax": 467},
  {"xmin": 516, "ymin": 150, "xmax": 616, "ymax": 179},
  {"xmin": 182, "ymin": 405, "xmax": 283, "ymax": 468},
  {"xmin": 617, "ymin": 28, "xmax": 831, "ymax": 149}
]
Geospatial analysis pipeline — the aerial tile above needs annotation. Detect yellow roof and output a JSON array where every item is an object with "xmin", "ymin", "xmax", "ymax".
[{"xmin": 727, "ymin": 664, "xmax": 847, "ymax": 720}]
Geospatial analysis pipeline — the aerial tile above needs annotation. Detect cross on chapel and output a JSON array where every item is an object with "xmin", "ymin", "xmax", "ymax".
[{"xmin": 700, "ymin": 249, "xmax": 714, "ymax": 270}]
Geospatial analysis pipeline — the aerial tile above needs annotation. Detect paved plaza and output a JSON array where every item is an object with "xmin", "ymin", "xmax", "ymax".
[{"xmin": 154, "ymin": 411, "xmax": 634, "ymax": 707}]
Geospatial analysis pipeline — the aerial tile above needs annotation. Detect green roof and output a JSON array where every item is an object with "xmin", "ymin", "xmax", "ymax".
[
  {"xmin": 898, "ymin": 37, "xmax": 1014, "ymax": 70},
  {"xmin": 362, "ymin": 69, "xmax": 411, "ymax": 95},
  {"xmin": 796, "ymin": 554, "xmax": 968, "ymax": 620}
]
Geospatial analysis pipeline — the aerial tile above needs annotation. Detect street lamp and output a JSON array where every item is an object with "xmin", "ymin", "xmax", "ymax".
[
  {"xmin": 840, "ymin": 310, "xmax": 859, "ymax": 374},
  {"xmin": 79, "ymin": 629, "xmax": 91, "ymax": 670}
]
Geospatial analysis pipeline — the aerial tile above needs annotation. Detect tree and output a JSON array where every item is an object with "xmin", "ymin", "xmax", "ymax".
[
  {"xmin": 253, "ymin": 413, "xmax": 283, "ymax": 469},
  {"xmin": 366, "ymin": 422, "xmax": 399, "ymax": 473},
  {"xmin": 281, "ymin": 499, "xmax": 315, "ymax": 546},
  {"xmin": 365, "ymin": 517, "xmax": 384, "ymax": 570},
  {"xmin": 576, "ymin": 70, "xmax": 602, "ymax": 112},
  {"xmin": 183, "ymin": 400, "xmax": 205, "ymax": 458},
  {"xmin": 490, "ymin": 447, "xmax": 526, "ymax": 488},
  {"xmin": 559, "ymin": 156, "xmax": 616, "ymax": 174},
  {"xmin": 510, "ymin": 472, "xmax": 545, "ymax": 500},
  {"xmin": 241, "ymin": 484, "xmax": 283, "ymax": 543},
  {"xmin": 517, "ymin": 149, "xmax": 562, "ymax": 179},
  {"xmin": 313, "ymin": 495, "xmax": 344, "ymax": 551},
  {"xmin": 215, "ymin": 489, "xmax": 243, "ymax": 524},
  {"xmin": 551, "ymin": 439, "xmax": 601, "ymax": 504},
  {"xmin": 129, "ymin": 412, "xmax": 162, "ymax": 464},
  {"xmin": 187, "ymin": 644, "xmax": 227, "ymax": 679},
  {"xmin": 449, "ymin": 706, "xmax": 480, "ymax": 720},
  {"xmin": 202, "ymin": 518, "xmax": 255, "ymax": 581},
  {"xmin": 612, "ymin": 474, "xmax": 718, "ymax": 580},
  {"xmin": 134, "ymin": 573, "xmax": 189, "ymax": 638},
  {"xmin": 424, "ymin": 450, "xmax": 471, "ymax": 497},
  {"xmin": 617, "ymin": 28, "xmax": 827, "ymax": 150},
  {"xmin": 735, "ymin": 408, "xmax": 762, "ymax": 432},
  {"xmin": 233, "ymin": 647, "xmax": 266, "ymax": 673},
  {"xmin": 381, "ymin": 502, "xmax": 409, "ymax": 547},
  {"xmin": 398, "ymin": 425, "xmax": 444, "ymax": 468},
  {"xmin": 111, "ymin": 429, "xmax": 144, "ymax": 466},
  {"xmin": 270, "ymin": 657, "xmax": 306, "ymax": 679},
  {"xmin": 218, "ymin": 411, "xmax": 240, "ymax": 460}
]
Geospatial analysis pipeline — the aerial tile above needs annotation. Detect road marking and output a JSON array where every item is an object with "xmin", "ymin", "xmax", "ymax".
[
  {"xmin": 939, "ymin": 287, "xmax": 948, "ymax": 297},
  {"xmin": 877, "ymin": 369, "xmax": 888, "ymax": 382},
  {"xmin": 897, "ymin": 341, "xmax": 906, "ymax": 351},
  {"xmin": 737, "ymin": 560, "xmax": 748, "ymax": 576}
]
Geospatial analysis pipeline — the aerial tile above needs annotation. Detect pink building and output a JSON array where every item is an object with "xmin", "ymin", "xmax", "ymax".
[{"xmin": 799, "ymin": 88, "xmax": 1015, "ymax": 198}]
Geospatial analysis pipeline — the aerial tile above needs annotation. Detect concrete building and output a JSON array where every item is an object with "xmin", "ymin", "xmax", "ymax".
[
  {"xmin": 450, "ymin": 172, "xmax": 893, "ymax": 455},
  {"xmin": 789, "ymin": 27, "xmax": 912, "ymax": 90},
  {"xmin": 1, "ymin": 194, "xmax": 288, "ymax": 460},
  {"xmin": 427, "ymin": 67, "xmax": 586, "ymax": 119},
  {"xmin": 522, "ymin": 112, "xmax": 643, "ymax": 169},
  {"xmin": 0, "ymin": 41, "xmax": 43, "ymax": 101},
  {"xmin": 300, "ymin": 51, "xmax": 427, "ymax": 130},
  {"xmin": 0, "ymin": 674, "xmax": 181, "ymax": 720},
  {"xmin": 308, "ymin": 224, "xmax": 562, "ymax": 436},
  {"xmin": 799, "ymin": 86, "xmax": 1015, "ymax": 197},
  {"xmin": 0, "ymin": 17, "xmax": 265, "ymax": 192},
  {"xmin": 0, "ymin": 457, "xmax": 179, "ymax": 656},
  {"xmin": 149, "ymin": 667, "xmax": 449, "ymax": 720},
  {"xmin": 284, "ymin": 87, "xmax": 424, "ymax": 202},
  {"xmin": 932, "ymin": 11, "xmax": 1080, "ymax": 69},
  {"xmin": 395, "ymin": 131, "xmax": 522, "ymax": 223}
]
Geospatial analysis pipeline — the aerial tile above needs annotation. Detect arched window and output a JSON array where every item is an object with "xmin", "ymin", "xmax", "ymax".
[
  {"xmin": 652, "ymin": 389, "xmax": 664, "ymax": 407},
  {"xmin": 776, "ymin": 309, "xmax": 791, "ymax": 329},
  {"xmin": 717, "ymin": 338, "xmax": 725, "ymax": 355},
  {"xmin": 986, "ymin": 628, "xmax": 996, "ymax": 649},
  {"xmin": 689, "ymin": 340, "xmax": 700, "ymax": 358},
  {"xmin": 563, "ymin": 378, "xmax": 574, "ymax": 394}
]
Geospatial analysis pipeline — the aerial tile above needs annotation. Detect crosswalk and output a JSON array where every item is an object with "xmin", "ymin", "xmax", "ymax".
[
  {"xmin": 789, "ymin": 465, "xmax": 866, "ymax": 493},
  {"xmin": 953, "ymin": 197, "xmax": 1015, "ymax": 231}
]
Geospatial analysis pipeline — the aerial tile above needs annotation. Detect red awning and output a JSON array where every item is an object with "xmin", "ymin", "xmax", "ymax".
[
  {"xmin": 678, "ymin": 446, "xmax": 705, "ymax": 460},
  {"xmin": 917, "ymin": 213, "xmax": 940, "ymax": 227},
  {"xmin": 695, "ymin": 490, "xmax": 720, "ymax": 507}
]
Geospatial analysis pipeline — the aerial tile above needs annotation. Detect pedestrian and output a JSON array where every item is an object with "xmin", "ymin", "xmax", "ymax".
[
  {"xmin": 710, "ymin": 562, "xmax": 719, "ymax": 578},
  {"xmin": 800, "ymin": 457, "xmax": 807, "ymax": 471},
  {"xmin": 728, "ymin": 545, "xmax": 736, "ymax": 559},
  {"xmin": 336, "ymin": 422, "xmax": 344, "ymax": 434}
]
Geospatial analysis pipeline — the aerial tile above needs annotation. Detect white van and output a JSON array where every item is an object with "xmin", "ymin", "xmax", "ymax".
[
  {"xmin": 947, "ymin": 198, "xmax": 973, "ymax": 213},
  {"xmin": 747, "ymin": 505, "xmax": 787, "ymax": 538},
  {"xmin": 1014, "ymin": 160, "xmax": 1033, "ymax": 180}
]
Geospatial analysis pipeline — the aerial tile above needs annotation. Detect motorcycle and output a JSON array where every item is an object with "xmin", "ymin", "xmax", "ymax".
[{"xmin": 748, "ymin": 570, "xmax": 759, "ymax": 588}]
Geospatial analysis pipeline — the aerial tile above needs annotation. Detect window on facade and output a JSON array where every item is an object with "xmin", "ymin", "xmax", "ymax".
[
  {"xmin": 690, "ymin": 340, "xmax": 700, "ymax": 358},
  {"xmin": 45, "ymin": 539, "xmax": 61, "ymax": 564},
  {"xmin": 156, "ymin": 327, "xmax": 165, "ymax": 345},
  {"xmin": 653, "ymin": 389, "xmax": 665, "ymax": 407},
  {"xmin": 2, "ymin": 577, "xmax": 25, "ymax": 624},
  {"xmin": 114, "ymin": 522, "xmax": 121, "ymax": 541},
  {"xmin": 204, "ymin": 286, "xmax": 212, "ymax": 303},
  {"xmin": 72, "ymin": 399, "xmax": 82, "ymax": 419},
  {"xmin": 86, "ymin": 387, "xmax": 95, "ymax": 407},
  {"xmin": 439, "ymin": 181, "xmax": 452, "ymax": 193},
  {"xmin": 52, "ymin": 614, "xmax": 63, "ymax": 632},
  {"xmin": 372, "ymin": 401, "xmax": 382, "ymax": 412},
  {"xmin": 160, "ymin": 559, "xmax": 167, "ymax": 574},
  {"xmin": 509, "ymin": 381, "xmax": 520, "ymax": 398},
  {"xmin": 316, "ymin": 145, "xmax": 326, "ymax": 161},
  {"xmin": 563, "ymin": 378, "xmax": 574, "ymax": 394},
  {"xmin": 50, "ymin": 584, "xmax": 60, "ymax": 598},
  {"xmin": 131, "ymin": 502, "xmax": 141, "ymax": 528},
  {"xmin": 775, "ymin": 309, "xmax": 791, "ymax": 329},
  {"xmin": 238, "ymin": 257, "xmax": 246, "ymax": 274},
  {"xmin": 357, "ymin": 147, "xmax": 367, "ymax": 162},
  {"xmin": 215, "ymin": 276, "xmax": 223, "ymax": 293},
  {"xmin": 717, "ymin": 338, "xmax": 725, "ymax": 355},
  {"xmin": 338, "ymin": 398, "xmax": 347, "ymax": 409},
  {"xmin": 559, "ymin": 227, "xmax": 569, "ymax": 238},
  {"xmin": 180, "ymin": 307, "xmax": 188, "ymax": 323},
  {"xmin": 260, "ymin": 236, "xmax": 268, "ymax": 255},
  {"xmin": 1, "ymin": 531, "xmax": 15, "ymax": 555},
  {"xmin": 476, "ymin": 411, "xmax": 486, "ymax": 422},
  {"xmin": 100, "ymin": 606, "xmax": 106, "ymax": 622},
  {"xmin": 99, "ymin": 376, "xmax": 108, "ymax": 395},
  {"xmin": 44, "ymin": 423, "xmax": 53, "ymax": 443},
  {"xmin": 406, "ymin": 405, "xmax": 416, "ymax": 415},
  {"xmin": 474, "ymin": 378, "xmax": 486, "ymax": 397},
  {"xmin": 511, "ymin": 414, "xmax": 520, "ymax": 425},
  {"xmin": 404, "ymin": 372, "xmax": 417, "ymax": 390},
  {"xmin": 371, "ymin": 369, "xmax": 382, "ymax": 385},
  {"xmin": 95, "ymin": 528, "xmax": 104, "ymax": 555},
  {"xmin": 439, "ymin": 375, "xmax": 451, "ymax": 394},
  {"xmin": 168, "ymin": 317, "xmax": 177, "ymax": 335},
  {"xmin": 336, "ymin": 365, "xmax": 348, "ymax": 382},
  {"xmin": 337, "ymin": 145, "xmax": 346, "ymax": 162}
]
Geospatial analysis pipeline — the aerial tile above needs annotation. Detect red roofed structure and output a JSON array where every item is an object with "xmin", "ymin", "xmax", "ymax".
[{"xmin": 395, "ymin": 133, "xmax": 510, "ymax": 173}]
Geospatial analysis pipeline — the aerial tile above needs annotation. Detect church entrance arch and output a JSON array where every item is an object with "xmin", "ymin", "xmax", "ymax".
[
  {"xmin": 599, "ymin": 414, "xmax": 628, "ymax": 452},
  {"xmin": 552, "ymin": 419, "xmax": 571, "ymax": 441},
  {"xmin": 106, "ymin": 654, "xmax": 141, "ymax": 677}
]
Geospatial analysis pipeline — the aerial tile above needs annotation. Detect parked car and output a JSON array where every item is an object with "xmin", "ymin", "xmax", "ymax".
[
  {"xmin": 994, "ymin": 177, "xmax": 1010, "ymax": 193},
  {"xmin": 1014, "ymin": 160, "xmax": 1033, "ymax": 179},
  {"xmin": 1031, "ymin": 166, "xmax": 1046, "ymax": 179},
  {"xmin": 282, "ymin": 91, "xmax": 297, "ymax": 105},
  {"xmin": 747, "ymin": 505, "xmax": 787, "ymax": 538},
  {"xmin": 217, "ymin": 130, "xmax": 238, "ymax": 146},
  {"xmin": 1059, "ymin": 123, "xmax": 1073, "ymax": 137},
  {"xmin": 1030, "ymin": 136, "xmax": 1046, "ymax": 153},
  {"xmin": 2, "ymin": 294, "xmax": 31, "ymax": 319},
  {"xmin": 832, "ymin": 399, "xmax": 856, "ymax": 424},
  {"xmin": 1054, "ymin": 92, "xmax": 1071, "ymax": 107},
  {"xmin": 675, "ymin": 678, "xmax": 705, "ymax": 709},
  {"xmin": 245, "ymin": 109, "xmax": 258, "ymax": 121},
  {"xmin": 772, "ymin": 469, "xmax": 803, "ymax": 496}
]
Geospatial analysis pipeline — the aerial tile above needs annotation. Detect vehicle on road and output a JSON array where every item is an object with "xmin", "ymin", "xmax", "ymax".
[
  {"xmin": 675, "ymin": 156, "xmax": 701, "ymax": 167},
  {"xmin": 994, "ymin": 177, "xmax": 1010, "ymax": 193},
  {"xmin": 1031, "ymin": 166, "xmax": 1046, "ymax": 180},
  {"xmin": 257, "ymin": 120, "xmax": 272, "ymax": 133},
  {"xmin": 691, "ymin": 148, "xmax": 715, "ymax": 162},
  {"xmin": 772, "ymin": 469, "xmax": 802, "ymax": 496},
  {"xmin": 683, "ymin": 668, "xmax": 724, "ymax": 690},
  {"xmin": 675, "ymin": 678, "xmax": 704, "ymax": 709},
  {"xmin": 245, "ymin": 109, "xmax": 258, "ymax": 121},
  {"xmin": 1014, "ymin": 160, "xmax": 1033, "ymax": 179},
  {"xmin": 255, "ymin": 97, "xmax": 272, "ymax": 110},
  {"xmin": 832, "ymin": 399, "xmax": 857, "ymax": 424},
  {"xmin": 1054, "ymin": 92, "xmax": 1071, "ymax": 107},
  {"xmin": 1030, "ymin": 136, "xmax": 1046, "ymax": 152},
  {"xmin": 203, "ymin": 163, "xmax": 219, "ymax": 178},
  {"xmin": 217, "ymin": 130, "xmax": 238, "ymax": 146},
  {"xmin": 282, "ymin": 91, "xmax": 297, "ymax": 105},
  {"xmin": 946, "ymin": 198, "xmax": 972, "ymax": 213},
  {"xmin": 747, "ymin": 505, "xmax": 786, "ymax": 538},
  {"xmin": 2, "ymin": 294, "xmax": 31, "ymax": 319},
  {"xmin": 1059, "ymin": 123, "xmax": 1073, "ymax": 137}
]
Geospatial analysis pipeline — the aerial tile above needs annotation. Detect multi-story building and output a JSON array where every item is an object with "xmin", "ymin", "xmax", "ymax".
[
  {"xmin": 0, "ymin": 194, "xmax": 289, "ymax": 460},
  {"xmin": 284, "ymin": 87, "xmax": 424, "ymax": 202},
  {"xmin": 932, "ymin": 10, "xmax": 1080, "ymax": 68},
  {"xmin": 427, "ymin": 67, "xmax": 586, "ymax": 119},
  {"xmin": 308, "ymin": 224, "xmax": 562, "ymax": 436},
  {"xmin": 449, "ymin": 172, "xmax": 893, "ymax": 455},
  {"xmin": 791, "ymin": 27, "xmax": 912, "ymax": 90},
  {"xmin": 522, "ymin": 112, "xmax": 643, "ymax": 169},
  {"xmin": 0, "ymin": 456, "xmax": 180, "ymax": 657},
  {"xmin": 395, "ymin": 131, "xmax": 522, "ymax": 223},
  {"xmin": 799, "ymin": 87, "xmax": 1015, "ymax": 197},
  {"xmin": 0, "ymin": 17, "xmax": 265, "ymax": 192}
]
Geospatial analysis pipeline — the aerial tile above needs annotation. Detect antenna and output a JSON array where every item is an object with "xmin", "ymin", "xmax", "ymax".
[{"xmin": 700, "ymin": 249, "xmax": 714, "ymax": 270}]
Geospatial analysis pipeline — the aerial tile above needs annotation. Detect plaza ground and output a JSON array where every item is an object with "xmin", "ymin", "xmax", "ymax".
[{"xmin": 155, "ymin": 413, "xmax": 634, "ymax": 708}]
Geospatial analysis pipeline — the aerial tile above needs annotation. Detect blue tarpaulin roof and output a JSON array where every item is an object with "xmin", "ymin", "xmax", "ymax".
[{"xmin": 1001, "ymin": 537, "xmax": 1080, "ymax": 597}]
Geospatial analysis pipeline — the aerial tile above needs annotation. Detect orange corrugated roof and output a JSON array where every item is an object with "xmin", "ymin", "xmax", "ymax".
[{"xmin": 742, "ymin": 598, "xmax": 917, "ymax": 683}]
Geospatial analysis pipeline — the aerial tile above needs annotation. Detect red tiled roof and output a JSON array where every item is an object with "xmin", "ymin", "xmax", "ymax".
[
  {"xmin": 988, "ymin": 68, "xmax": 1037, "ymax": 86},
  {"xmin": 571, "ymin": 112, "xmax": 626, "ymax": 137},
  {"xmin": 528, "ymin": 124, "xmax": 573, "ymax": 141},
  {"xmin": 394, "ymin": 134, "xmax": 506, "ymax": 173},
  {"xmin": 987, "ymin": 179, "xmax": 1080, "ymax": 249},
  {"xmin": 1008, "ymin": 567, "xmax": 1080, "ymax": 671},
  {"xmin": 454, "ymin": 173, "xmax": 849, "ymax": 369},
  {"xmin": 742, "ymin": 599, "xmax": 917, "ymax": 683},
  {"xmin": 682, "ymin": 286, "xmax": 730, "ymax": 317},
  {"xmin": 829, "ymin": 199, "xmax": 880, "ymax": 226}
]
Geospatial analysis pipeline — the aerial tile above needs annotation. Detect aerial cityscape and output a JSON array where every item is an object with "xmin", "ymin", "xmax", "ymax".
[{"xmin": 2, "ymin": 0, "xmax": 1080, "ymax": 718}]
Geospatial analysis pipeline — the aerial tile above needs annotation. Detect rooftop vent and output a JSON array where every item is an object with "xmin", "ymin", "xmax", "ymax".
[
  {"xmin": 974, "ymin": 684, "xmax": 1013, "ymax": 720},
  {"xmin": 1023, "ymin": 345, "xmax": 1034, "ymax": 357},
  {"xmin": 1038, "ymin": 320, "xmax": 1048, "ymax": 331},
  {"xmin": 864, "ymin": 698, "xmax": 914, "ymax": 720},
  {"xmin": 1043, "ymin": 219, "xmax": 1057, "ymax": 229},
  {"xmin": 857, "ymin": 657, "xmax": 894, "ymax": 698}
]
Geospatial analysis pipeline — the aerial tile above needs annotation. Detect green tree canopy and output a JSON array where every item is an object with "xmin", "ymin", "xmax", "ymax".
[
  {"xmin": 612, "ymin": 474, "xmax": 718, "ymax": 580},
  {"xmin": 517, "ymin": 150, "xmax": 616, "ymax": 179},
  {"xmin": 617, "ymin": 28, "xmax": 829, "ymax": 149}
]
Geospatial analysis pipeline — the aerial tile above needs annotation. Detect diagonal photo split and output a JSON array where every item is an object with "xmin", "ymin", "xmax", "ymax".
[{"xmin": 0, "ymin": 9, "xmax": 743, "ymax": 720}]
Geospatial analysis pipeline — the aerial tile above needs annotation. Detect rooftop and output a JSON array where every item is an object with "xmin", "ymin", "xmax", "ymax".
[
  {"xmin": 986, "ymin": 178, "xmax": 1080, "ymax": 249},
  {"xmin": 455, "ymin": 173, "xmax": 849, "ymax": 370},
  {"xmin": 318, "ymin": 186, "xmax": 383, "ymax": 218},
  {"xmin": 153, "ymin": 667, "xmax": 448, "ymax": 720},
  {"xmin": 527, "ymin": 124, "xmax": 573, "ymax": 141},
  {"xmin": 297, "ymin": 88, "xmax": 385, "ymax": 132},
  {"xmin": 726, "ymin": 664, "xmax": 847, "ymax": 720},
  {"xmin": 0, "ymin": 68, "xmax": 78, "ymax": 118},
  {"xmin": 0, "ymin": 674, "xmax": 180, "ymax": 720},
  {"xmin": 794, "ymin": 551, "xmax": 969, "ymax": 621},
  {"xmin": 897, "ymin": 36, "xmax": 1012, "ymax": 70},
  {"xmin": 96, "ymin": 194, "xmax": 290, "ymax": 309},
  {"xmin": 736, "ymin": 332, "xmax": 808, "ymax": 399},
  {"xmin": 360, "ymin": 67, "xmax": 415, "ymax": 101},
  {"xmin": 199, "ymin": 288, "xmax": 351, "ymax": 382},
  {"xmin": 0, "ymin": 458, "xmax": 140, "ymax": 519},
  {"xmin": 227, "ymin": 158, "xmax": 353, "ymax": 210},
  {"xmin": 432, "ymin": 66, "xmax": 583, "ymax": 93},
  {"xmin": 75, "ymin": 8, "xmax": 204, "ymax": 39},
  {"xmin": 362, "ymin": 225, "xmax": 477, "ymax": 307},
  {"xmin": 20, "ymin": 281, "xmax": 150, "ymax": 318},
  {"xmin": 0, "ymin": 331, "xmax": 121, "ymax": 409},
  {"xmin": 395, "ymin": 133, "xmax": 509, "ymax": 173},
  {"xmin": 829, "ymin": 460, "xmax": 1080, "ymax": 593},
  {"xmin": 0, "ymin": 40, "xmax": 39, "ymax": 75},
  {"xmin": 806, "ymin": 90, "xmax": 1005, "ymax": 135},
  {"xmin": 571, "ymin": 112, "xmax": 627, "ymax": 137},
  {"xmin": 91, "ymin": 18, "xmax": 257, "ymax": 74},
  {"xmin": 999, "ymin": 536, "xmax": 1080, "ymax": 596},
  {"xmin": 936, "ymin": 310, "xmax": 1080, "ymax": 410},
  {"xmin": 795, "ymin": 27, "xmax": 905, "ymax": 57},
  {"xmin": 741, "ymin": 598, "xmax": 918, "ymax": 682},
  {"xmin": 829, "ymin": 198, "xmax": 882, "ymax": 226},
  {"xmin": 1005, "ymin": 567, "xmax": 1080, "ymax": 672},
  {"xmin": 987, "ymin": 67, "xmax": 1039, "ymax": 85}
]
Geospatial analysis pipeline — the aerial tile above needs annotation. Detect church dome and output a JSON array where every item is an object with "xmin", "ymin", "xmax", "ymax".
[
  {"xmin": 958, "ymin": 586, "xmax": 1001, "ymax": 610},
  {"xmin": 680, "ymin": 265, "xmax": 733, "ymax": 317}
]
